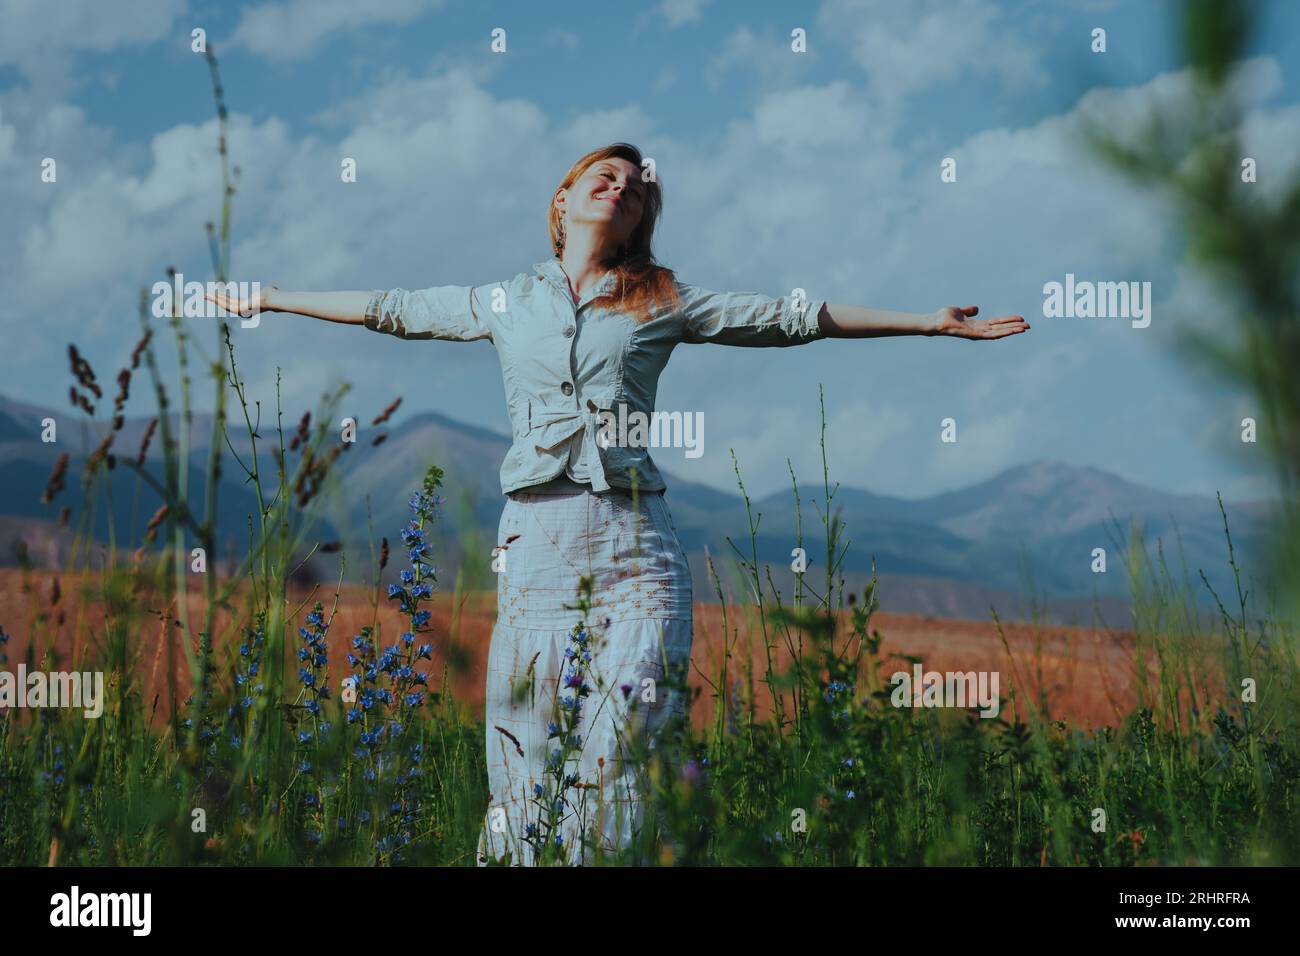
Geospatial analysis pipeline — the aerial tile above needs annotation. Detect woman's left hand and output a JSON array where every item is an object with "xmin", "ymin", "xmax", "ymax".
[{"xmin": 933, "ymin": 305, "xmax": 1030, "ymax": 340}]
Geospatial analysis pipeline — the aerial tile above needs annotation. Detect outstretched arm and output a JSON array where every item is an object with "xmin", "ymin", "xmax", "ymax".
[
  {"xmin": 203, "ymin": 285, "xmax": 493, "ymax": 341},
  {"xmin": 816, "ymin": 303, "xmax": 1029, "ymax": 340},
  {"xmin": 204, "ymin": 286, "xmax": 373, "ymax": 326}
]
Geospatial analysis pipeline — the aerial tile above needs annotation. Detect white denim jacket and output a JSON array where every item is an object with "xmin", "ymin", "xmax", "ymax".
[{"xmin": 363, "ymin": 256, "xmax": 826, "ymax": 495}]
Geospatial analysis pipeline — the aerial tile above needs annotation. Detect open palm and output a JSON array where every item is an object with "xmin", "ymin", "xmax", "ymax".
[
  {"xmin": 203, "ymin": 284, "xmax": 277, "ymax": 316},
  {"xmin": 935, "ymin": 305, "xmax": 1029, "ymax": 340}
]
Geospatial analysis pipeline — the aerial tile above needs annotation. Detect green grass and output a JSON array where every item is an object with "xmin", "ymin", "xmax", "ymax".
[{"xmin": 3, "ymin": 383, "xmax": 1298, "ymax": 866}]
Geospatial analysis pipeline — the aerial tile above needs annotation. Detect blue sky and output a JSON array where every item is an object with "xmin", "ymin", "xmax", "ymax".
[{"xmin": 2, "ymin": 0, "xmax": 1298, "ymax": 502}]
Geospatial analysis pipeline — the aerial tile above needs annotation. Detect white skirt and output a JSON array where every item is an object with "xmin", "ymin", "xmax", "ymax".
[{"xmin": 476, "ymin": 486, "xmax": 694, "ymax": 866}]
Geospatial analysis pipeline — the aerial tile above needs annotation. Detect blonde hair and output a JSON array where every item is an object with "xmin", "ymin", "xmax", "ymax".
[{"xmin": 548, "ymin": 143, "xmax": 680, "ymax": 323}]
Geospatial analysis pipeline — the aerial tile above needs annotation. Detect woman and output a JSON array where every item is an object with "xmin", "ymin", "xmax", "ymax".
[{"xmin": 208, "ymin": 142, "xmax": 1029, "ymax": 865}]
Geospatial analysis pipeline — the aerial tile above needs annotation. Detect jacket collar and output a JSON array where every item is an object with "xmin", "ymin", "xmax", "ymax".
[{"xmin": 532, "ymin": 256, "xmax": 619, "ymax": 309}]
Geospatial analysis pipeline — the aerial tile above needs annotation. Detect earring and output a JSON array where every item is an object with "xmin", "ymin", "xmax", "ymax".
[{"xmin": 556, "ymin": 213, "xmax": 565, "ymax": 251}]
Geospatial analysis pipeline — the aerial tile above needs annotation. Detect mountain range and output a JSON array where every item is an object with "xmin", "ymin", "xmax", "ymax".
[{"xmin": 0, "ymin": 391, "xmax": 1279, "ymax": 628}]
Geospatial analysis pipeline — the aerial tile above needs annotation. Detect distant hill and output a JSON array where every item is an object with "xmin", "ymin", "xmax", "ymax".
[{"xmin": 0, "ymin": 392, "xmax": 1278, "ymax": 627}]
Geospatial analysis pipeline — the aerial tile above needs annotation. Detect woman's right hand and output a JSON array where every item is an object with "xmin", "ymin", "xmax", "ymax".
[{"xmin": 204, "ymin": 283, "xmax": 279, "ymax": 316}]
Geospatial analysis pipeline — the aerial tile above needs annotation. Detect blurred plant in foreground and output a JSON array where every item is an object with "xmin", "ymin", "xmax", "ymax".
[{"xmin": 1085, "ymin": 0, "xmax": 1300, "ymax": 620}]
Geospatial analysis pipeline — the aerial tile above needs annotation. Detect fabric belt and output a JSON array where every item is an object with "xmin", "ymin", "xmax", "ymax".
[{"xmin": 530, "ymin": 398, "xmax": 612, "ymax": 492}]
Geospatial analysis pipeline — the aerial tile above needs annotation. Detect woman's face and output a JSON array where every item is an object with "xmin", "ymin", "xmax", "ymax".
[{"xmin": 556, "ymin": 156, "xmax": 646, "ymax": 247}]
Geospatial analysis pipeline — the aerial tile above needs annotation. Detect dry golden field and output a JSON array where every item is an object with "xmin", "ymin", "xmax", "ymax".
[{"xmin": 2, "ymin": 567, "xmax": 1202, "ymax": 732}]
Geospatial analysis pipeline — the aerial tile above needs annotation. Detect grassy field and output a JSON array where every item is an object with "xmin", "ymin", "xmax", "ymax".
[{"xmin": 3, "ymin": 443, "xmax": 1298, "ymax": 866}]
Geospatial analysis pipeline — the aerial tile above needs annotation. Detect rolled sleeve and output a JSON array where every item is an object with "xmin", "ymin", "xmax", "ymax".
[
  {"xmin": 362, "ymin": 284, "xmax": 496, "ymax": 342},
  {"xmin": 676, "ymin": 281, "xmax": 826, "ymax": 347}
]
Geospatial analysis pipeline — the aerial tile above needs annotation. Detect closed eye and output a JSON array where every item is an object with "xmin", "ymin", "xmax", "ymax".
[{"xmin": 597, "ymin": 168, "xmax": 644, "ymax": 200}]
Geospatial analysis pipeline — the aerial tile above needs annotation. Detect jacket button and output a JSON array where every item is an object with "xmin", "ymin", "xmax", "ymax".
[
  {"xmin": 563, "ymin": 326, "xmax": 575, "ymax": 338},
  {"xmin": 560, "ymin": 381, "xmax": 574, "ymax": 396}
]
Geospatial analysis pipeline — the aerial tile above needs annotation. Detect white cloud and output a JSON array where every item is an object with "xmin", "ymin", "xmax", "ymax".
[
  {"xmin": 918, "ymin": 406, "xmax": 1037, "ymax": 487},
  {"xmin": 659, "ymin": 0, "xmax": 712, "ymax": 28},
  {"xmin": 544, "ymin": 28, "xmax": 580, "ymax": 50},
  {"xmin": 817, "ymin": 0, "xmax": 1048, "ymax": 104},
  {"xmin": 752, "ymin": 81, "xmax": 873, "ymax": 150},
  {"xmin": 653, "ymin": 67, "xmax": 677, "ymax": 93},
  {"xmin": 0, "ymin": 0, "xmax": 185, "ymax": 93},
  {"xmin": 963, "ymin": 340, "xmax": 1088, "ymax": 408},
  {"xmin": 704, "ymin": 26, "xmax": 815, "ymax": 92},
  {"xmin": 230, "ymin": 0, "xmax": 445, "ymax": 61},
  {"xmin": 556, "ymin": 105, "xmax": 660, "ymax": 161},
  {"xmin": 1240, "ymin": 102, "xmax": 1300, "ymax": 202}
]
